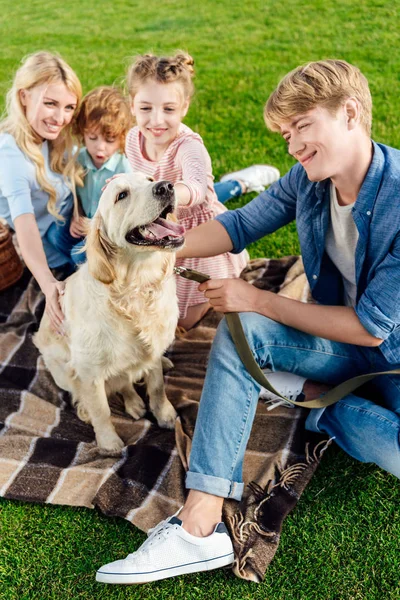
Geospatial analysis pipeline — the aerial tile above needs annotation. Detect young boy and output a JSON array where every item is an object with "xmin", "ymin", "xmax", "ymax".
[
  {"xmin": 49, "ymin": 86, "xmax": 132, "ymax": 264},
  {"xmin": 96, "ymin": 60, "xmax": 400, "ymax": 584}
]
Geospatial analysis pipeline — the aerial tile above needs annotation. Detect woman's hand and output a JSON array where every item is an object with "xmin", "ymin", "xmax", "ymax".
[
  {"xmin": 198, "ymin": 278, "xmax": 263, "ymax": 313},
  {"xmin": 42, "ymin": 279, "xmax": 66, "ymax": 333},
  {"xmin": 69, "ymin": 214, "xmax": 87, "ymax": 238}
]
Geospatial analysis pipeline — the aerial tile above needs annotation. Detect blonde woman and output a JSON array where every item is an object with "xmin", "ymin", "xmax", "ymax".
[{"xmin": 0, "ymin": 51, "xmax": 83, "ymax": 331}]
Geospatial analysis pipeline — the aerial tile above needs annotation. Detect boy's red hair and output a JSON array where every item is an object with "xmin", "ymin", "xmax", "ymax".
[{"xmin": 74, "ymin": 86, "xmax": 132, "ymax": 152}]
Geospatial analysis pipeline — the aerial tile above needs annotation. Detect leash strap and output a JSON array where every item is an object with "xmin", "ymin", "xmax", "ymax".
[{"xmin": 174, "ymin": 266, "xmax": 400, "ymax": 408}]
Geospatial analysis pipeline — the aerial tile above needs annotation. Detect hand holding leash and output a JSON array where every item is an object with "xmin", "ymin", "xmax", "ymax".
[{"xmin": 174, "ymin": 266, "xmax": 400, "ymax": 408}]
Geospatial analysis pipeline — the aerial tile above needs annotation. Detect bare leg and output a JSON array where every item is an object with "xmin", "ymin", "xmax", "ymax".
[
  {"xmin": 303, "ymin": 380, "xmax": 331, "ymax": 399},
  {"xmin": 178, "ymin": 381, "xmax": 331, "ymax": 537},
  {"xmin": 178, "ymin": 301, "xmax": 211, "ymax": 330},
  {"xmin": 179, "ymin": 490, "xmax": 224, "ymax": 536}
]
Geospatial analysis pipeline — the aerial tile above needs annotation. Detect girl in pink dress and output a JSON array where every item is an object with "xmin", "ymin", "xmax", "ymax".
[{"xmin": 125, "ymin": 51, "xmax": 248, "ymax": 329}]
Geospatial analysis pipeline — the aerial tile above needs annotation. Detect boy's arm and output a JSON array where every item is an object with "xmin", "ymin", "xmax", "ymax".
[
  {"xmin": 177, "ymin": 219, "xmax": 233, "ymax": 259},
  {"xmin": 177, "ymin": 165, "xmax": 300, "ymax": 259},
  {"xmin": 199, "ymin": 278, "xmax": 383, "ymax": 347},
  {"xmin": 199, "ymin": 226, "xmax": 400, "ymax": 347},
  {"xmin": 355, "ymin": 232, "xmax": 400, "ymax": 342}
]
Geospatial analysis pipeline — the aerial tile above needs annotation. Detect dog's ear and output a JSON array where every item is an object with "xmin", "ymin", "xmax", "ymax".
[{"xmin": 85, "ymin": 214, "xmax": 117, "ymax": 284}]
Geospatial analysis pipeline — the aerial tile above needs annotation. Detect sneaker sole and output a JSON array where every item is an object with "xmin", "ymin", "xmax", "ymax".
[{"xmin": 96, "ymin": 551, "xmax": 235, "ymax": 584}]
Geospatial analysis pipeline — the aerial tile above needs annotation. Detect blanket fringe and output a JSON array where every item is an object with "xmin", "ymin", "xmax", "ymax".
[{"xmin": 228, "ymin": 436, "xmax": 333, "ymax": 581}]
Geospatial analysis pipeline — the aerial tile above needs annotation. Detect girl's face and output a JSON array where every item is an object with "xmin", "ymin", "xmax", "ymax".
[
  {"xmin": 19, "ymin": 82, "xmax": 78, "ymax": 141},
  {"xmin": 131, "ymin": 80, "xmax": 189, "ymax": 155},
  {"xmin": 83, "ymin": 128, "xmax": 121, "ymax": 169}
]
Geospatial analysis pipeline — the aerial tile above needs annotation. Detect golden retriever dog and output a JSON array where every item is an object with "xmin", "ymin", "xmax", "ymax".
[{"xmin": 34, "ymin": 173, "xmax": 185, "ymax": 453}]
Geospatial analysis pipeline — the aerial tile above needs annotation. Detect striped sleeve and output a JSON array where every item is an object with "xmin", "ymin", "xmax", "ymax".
[{"xmin": 174, "ymin": 138, "xmax": 210, "ymax": 207}]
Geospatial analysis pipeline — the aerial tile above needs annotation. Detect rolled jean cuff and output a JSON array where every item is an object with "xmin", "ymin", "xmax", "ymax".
[
  {"xmin": 305, "ymin": 406, "xmax": 326, "ymax": 433},
  {"xmin": 185, "ymin": 471, "xmax": 244, "ymax": 501}
]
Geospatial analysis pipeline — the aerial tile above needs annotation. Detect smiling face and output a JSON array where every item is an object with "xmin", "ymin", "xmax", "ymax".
[
  {"xmin": 19, "ymin": 81, "xmax": 78, "ymax": 141},
  {"xmin": 280, "ymin": 105, "xmax": 352, "ymax": 182},
  {"xmin": 83, "ymin": 128, "xmax": 121, "ymax": 169},
  {"xmin": 98, "ymin": 172, "xmax": 185, "ymax": 252},
  {"xmin": 131, "ymin": 80, "xmax": 189, "ymax": 159}
]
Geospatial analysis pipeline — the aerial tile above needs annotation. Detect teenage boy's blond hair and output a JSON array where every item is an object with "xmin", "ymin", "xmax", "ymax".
[{"xmin": 264, "ymin": 59, "xmax": 372, "ymax": 136}]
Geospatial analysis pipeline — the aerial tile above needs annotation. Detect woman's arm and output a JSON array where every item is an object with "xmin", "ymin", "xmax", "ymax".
[{"xmin": 14, "ymin": 213, "xmax": 65, "ymax": 331}]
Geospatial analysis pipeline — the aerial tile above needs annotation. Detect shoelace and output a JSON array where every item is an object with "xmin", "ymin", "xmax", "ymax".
[
  {"xmin": 147, "ymin": 517, "xmax": 168, "ymax": 537},
  {"xmin": 127, "ymin": 524, "xmax": 175, "ymax": 561},
  {"xmin": 265, "ymin": 398, "xmax": 296, "ymax": 411},
  {"xmin": 264, "ymin": 391, "xmax": 299, "ymax": 411}
]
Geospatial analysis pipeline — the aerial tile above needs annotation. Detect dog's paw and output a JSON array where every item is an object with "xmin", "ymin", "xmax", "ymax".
[
  {"xmin": 154, "ymin": 401, "xmax": 177, "ymax": 430},
  {"xmin": 76, "ymin": 405, "xmax": 91, "ymax": 423},
  {"xmin": 124, "ymin": 395, "xmax": 147, "ymax": 420},
  {"xmin": 96, "ymin": 429, "xmax": 125, "ymax": 454},
  {"xmin": 161, "ymin": 356, "xmax": 174, "ymax": 372}
]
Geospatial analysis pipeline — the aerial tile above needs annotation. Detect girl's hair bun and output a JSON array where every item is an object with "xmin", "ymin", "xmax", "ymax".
[{"xmin": 127, "ymin": 50, "xmax": 195, "ymax": 98}]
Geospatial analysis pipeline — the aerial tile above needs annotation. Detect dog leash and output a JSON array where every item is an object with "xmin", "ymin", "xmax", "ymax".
[{"xmin": 174, "ymin": 266, "xmax": 400, "ymax": 409}]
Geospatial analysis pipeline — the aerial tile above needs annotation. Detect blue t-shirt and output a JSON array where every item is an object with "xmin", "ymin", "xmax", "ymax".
[
  {"xmin": 0, "ymin": 133, "xmax": 72, "ymax": 267},
  {"xmin": 77, "ymin": 148, "xmax": 132, "ymax": 218}
]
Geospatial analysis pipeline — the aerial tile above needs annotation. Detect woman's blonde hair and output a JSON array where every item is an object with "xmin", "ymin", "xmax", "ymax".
[
  {"xmin": 0, "ymin": 51, "xmax": 84, "ymax": 218},
  {"xmin": 264, "ymin": 59, "xmax": 372, "ymax": 136},
  {"xmin": 74, "ymin": 86, "xmax": 132, "ymax": 153},
  {"xmin": 126, "ymin": 51, "xmax": 195, "ymax": 102}
]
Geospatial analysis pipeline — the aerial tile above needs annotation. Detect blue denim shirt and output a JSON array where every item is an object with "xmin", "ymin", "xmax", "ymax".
[{"xmin": 216, "ymin": 141, "xmax": 400, "ymax": 364}]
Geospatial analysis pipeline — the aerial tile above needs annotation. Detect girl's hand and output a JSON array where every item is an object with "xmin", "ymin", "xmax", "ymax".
[
  {"xmin": 198, "ymin": 278, "xmax": 263, "ymax": 313},
  {"xmin": 42, "ymin": 280, "xmax": 66, "ymax": 334},
  {"xmin": 69, "ymin": 215, "xmax": 87, "ymax": 238}
]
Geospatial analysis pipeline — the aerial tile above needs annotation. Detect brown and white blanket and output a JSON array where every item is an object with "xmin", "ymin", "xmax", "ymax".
[{"xmin": 0, "ymin": 256, "xmax": 329, "ymax": 582}]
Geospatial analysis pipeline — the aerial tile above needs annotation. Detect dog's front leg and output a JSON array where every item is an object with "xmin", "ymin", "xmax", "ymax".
[
  {"xmin": 145, "ymin": 360, "xmax": 177, "ymax": 429},
  {"xmin": 73, "ymin": 378, "xmax": 124, "ymax": 453}
]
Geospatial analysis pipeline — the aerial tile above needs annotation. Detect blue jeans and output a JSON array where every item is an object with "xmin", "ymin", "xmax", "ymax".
[
  {"xmin": 214, "ymin": 181, "xmax": 242, "ymax": 204},
  {"xmin": 186, "ymin": 313, "xmax": 400, "ymax": 500},
  {"xmin": 46, "ymin": 218, "xmax": 86, "ymax": 266}
]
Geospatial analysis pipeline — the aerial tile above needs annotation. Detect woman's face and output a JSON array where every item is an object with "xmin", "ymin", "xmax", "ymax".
[{"xmin": 20, "ymin": 82, "xmax": 78, "ymax": 141}]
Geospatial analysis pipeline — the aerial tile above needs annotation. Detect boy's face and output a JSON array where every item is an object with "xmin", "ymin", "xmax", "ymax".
[
  {"xmin": 280, "ymin": 105, "xmax": 352, "ymax": 182},
  {"xmin": 84, "ymin": 128, "xmax": 121, "ymax": 169}
]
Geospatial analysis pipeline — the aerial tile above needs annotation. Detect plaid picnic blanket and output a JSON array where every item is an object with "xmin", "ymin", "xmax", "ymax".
[{"xmin": 0, "ymin": 256, "xmax": 330, "ymax": 583}]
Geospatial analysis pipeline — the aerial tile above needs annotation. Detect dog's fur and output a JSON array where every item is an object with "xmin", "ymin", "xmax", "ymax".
[{"xmin": 34, "ymin": 173, "xmax": 185, "ymax": 452}]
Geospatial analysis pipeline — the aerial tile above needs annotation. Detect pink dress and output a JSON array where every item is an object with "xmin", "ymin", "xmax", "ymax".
[{"xmin": 125, "ymin": 124, "xmax": 248, "ymax": 318}]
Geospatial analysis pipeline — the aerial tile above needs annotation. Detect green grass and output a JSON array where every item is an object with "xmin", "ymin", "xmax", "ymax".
[{"xmin": 1, "ymin": 0, "xmax": 400, "ymax": 598}]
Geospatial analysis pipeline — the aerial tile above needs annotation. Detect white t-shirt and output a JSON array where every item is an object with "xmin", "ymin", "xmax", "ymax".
[{"xmin": 325, "ymin": 184, "xmax": 359, "ymax": 307}]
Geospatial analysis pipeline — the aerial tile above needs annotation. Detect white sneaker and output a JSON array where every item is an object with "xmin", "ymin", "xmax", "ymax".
[
  {"xmin": 259, "ymin": 371, "xmax": 306, "ymax": 410},
  {"xmin": 96, "ymin": 515, "xmax": 234, "ymax": 584},
  {"xmin": 220, "ymin": 164, "xmax": 280, "ymax": 193}
]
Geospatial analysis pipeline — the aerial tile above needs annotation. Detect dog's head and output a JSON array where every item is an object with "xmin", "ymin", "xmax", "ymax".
[{"xmin": 86, "ymin": 172, "xmax": 185, "ymax": 283}]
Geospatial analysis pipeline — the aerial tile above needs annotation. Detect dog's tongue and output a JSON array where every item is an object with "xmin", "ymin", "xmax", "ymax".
[{"xmin": 147, "ymin": 217, "xmax": 185, "ymax": 239}]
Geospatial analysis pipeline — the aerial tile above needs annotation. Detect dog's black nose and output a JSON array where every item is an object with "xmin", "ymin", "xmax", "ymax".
[{"xmin": 153, "ymin": 181, "xmax": 174, "ymax": 199}]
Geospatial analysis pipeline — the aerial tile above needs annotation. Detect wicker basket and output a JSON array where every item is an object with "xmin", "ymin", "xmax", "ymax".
[{"xmin": 0, "ymin": 221, "xmax": 24, "ymax": 291}]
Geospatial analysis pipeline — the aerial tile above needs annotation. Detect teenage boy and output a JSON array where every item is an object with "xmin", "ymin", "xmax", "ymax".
[{"xmin": 96, "ymin": 60, "xmax": 400, "ymax": 585}]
